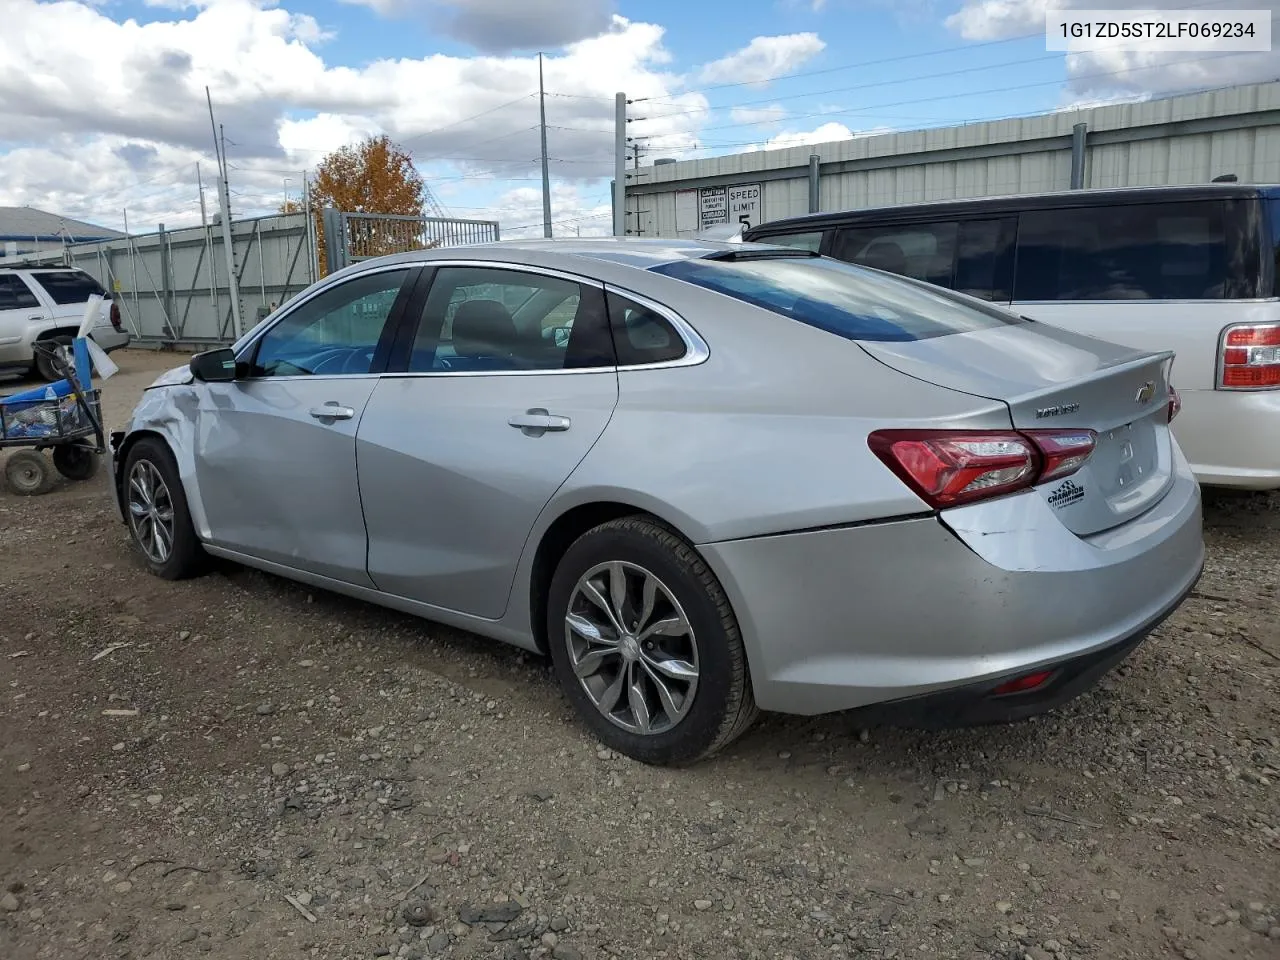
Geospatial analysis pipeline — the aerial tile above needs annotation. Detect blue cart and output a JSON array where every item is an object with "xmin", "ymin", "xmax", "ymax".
[{"xmin": 0, "ymin": 338, "xmax": 104, "ymax": 495}]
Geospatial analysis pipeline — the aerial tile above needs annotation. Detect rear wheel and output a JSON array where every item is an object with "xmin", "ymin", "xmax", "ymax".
[
  {"xmin": 35, "ymin": 336, "xmax": 73, "ymax": 382},
  {"xmin": 546, "ymin": 516, "xmax": 757, "ymax": 765},
  {"xmin": 53, "ymin": 444, "xmax": 99, "ymax": 481},
  {"xmin": 4, "ymin": 450, "xmax": 55, "ymax": 496},
  {"xmin": 122, "ymin": 437, "xmax": 207, "ymax": 580}
]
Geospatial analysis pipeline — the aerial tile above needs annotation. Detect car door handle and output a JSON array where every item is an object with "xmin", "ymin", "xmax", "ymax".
[
  {"xmin": 309, "ymin": 403, "xmax": 356, "ymax": 421},
  {"xmin": 508, "ymin": 409, "xmax": 571, "ymax": 434}
]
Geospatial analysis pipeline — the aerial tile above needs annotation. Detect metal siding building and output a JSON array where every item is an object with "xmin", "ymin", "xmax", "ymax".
[{"xmin": 626, "ymin": 81, "xmax": 1280, "ymax": 238}]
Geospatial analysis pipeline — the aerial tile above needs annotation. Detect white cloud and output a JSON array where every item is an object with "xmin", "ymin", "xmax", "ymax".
[
  {"xmin": 730, "ymin": 104, "xmax": 788, "ymax": 125},
  {"xmin": 0, "ymin": 2, "xmax": 706, "ymax": 232},
  {"xmin": 945, "ymin": 0, "xmax": 1047, "ymax": 40},
  {"xmin": 734, "ymin": 121, "xmax": 896, "ymax": 154},
  {"xmin": 697, "ymin": 33, "xmax": 826, "ymax": 85},
  {"xmin": 946, "ymin": 0, "xmax": 1280, "ymax": 100},
  {"xmin": 764, "ymin": 121, "xmax": 855, "ymax": 149},
  {"xmin": 487, "ymin": 182, "xmax": 614, "ymax": 239}
]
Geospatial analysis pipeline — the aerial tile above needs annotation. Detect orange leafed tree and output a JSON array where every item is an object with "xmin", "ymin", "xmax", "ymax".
[{"xmin": 280, "ymin": 134, "xmax": 427, "ymax": 276}]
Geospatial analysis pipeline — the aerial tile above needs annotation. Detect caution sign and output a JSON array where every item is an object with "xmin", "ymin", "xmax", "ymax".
[{"xmin": 698, "ymin": 187, "xmax": 727, "ymax": 231}]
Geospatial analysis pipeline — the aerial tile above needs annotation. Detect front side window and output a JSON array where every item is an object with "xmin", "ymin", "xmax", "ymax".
[
  {"xmin": 1015, "ymin": 201, "xmax": 1233, "ymax": 301},
  {"xmin": 832, "ymin": 222, "xmax": 960, "ymax": 288},
  {"xmin": 29, "ymin": 270, "xmax": 106, "ymax": 305},
  {"xmin": 651, "ymin": 254, "xmax": 1022, "ymax": 342},
  {"xmin": 408, "ymin": 266, "xmax": 612, "ymax": 372},
  {"xmin": 248, "ymin": 268, "xmax": 409, "ymax": 377},
  {"xmin": 0, "ymin": 275, "xmax": 40, "ymax": 310}
]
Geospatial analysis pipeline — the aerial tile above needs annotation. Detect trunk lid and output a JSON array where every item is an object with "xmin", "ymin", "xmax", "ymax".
[{"xmin": 858, "ymin": 321, "xmax": 1177, "ymax": 536}]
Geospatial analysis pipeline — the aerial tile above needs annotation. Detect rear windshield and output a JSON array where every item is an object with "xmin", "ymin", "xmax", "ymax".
[
  {"xmin": 649, "ymin": 254, "xmax": 1022, "ymax": 342},
  {"xmin": 28, "ymin": 270, "xmax": 107, "ymax": 304}
]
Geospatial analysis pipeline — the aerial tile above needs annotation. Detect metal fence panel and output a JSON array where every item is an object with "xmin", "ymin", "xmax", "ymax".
[
  {"xmin": 8, "ymin": 213, "xmax": 315, "ymax": 345},
  {"xmin": 333, "ymin": 211, "xmax": 500, "ymax": 271}
]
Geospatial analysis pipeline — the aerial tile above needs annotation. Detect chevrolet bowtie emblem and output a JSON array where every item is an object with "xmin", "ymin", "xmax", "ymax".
[{"xmin": 1135, "ymin": 381, "xmax": 1156, "ymax": 404}]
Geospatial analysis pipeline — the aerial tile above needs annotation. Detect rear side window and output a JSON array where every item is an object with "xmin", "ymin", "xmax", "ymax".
[
  {"xmin": 754, "ymin": 231, "xmax": 825, "ymax": 253},
  {"xmin": 1014, "ymin": 201, "xmax": 1242, "ymax": 301},
  {"xmin": 955, "ymin": 219, "xmax": 1016, "ymax": 302},
  {"xmin": 0, "ymin": 275, "xmax": 40, "ymax": 309},
  {"xmin": 650, "ymin": 255, "xmax": 1022, "ymax": 343},
  {"xmin": 833, "ymin": 222, "xmax": 959, "ymax": 288},
  {"xmin": 28, "ymin": 270, "xmax": 106, "ymax": 304},
  {"xmin": 606, "ymin": 292, "xmax": 686, "ymax": 365}
]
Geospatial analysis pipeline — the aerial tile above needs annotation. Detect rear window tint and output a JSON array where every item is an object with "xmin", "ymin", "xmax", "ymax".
[
  {"xmin": 1014, "ymin": 201, "xmax": 1239, "ymax": 301},
  {"xmin": 649, "ymin": 255, "xmax": 1022, "ymax": 342},
  {"xmin": 29, "ymin": 270, "xmax": 106, "ymax": 305}
]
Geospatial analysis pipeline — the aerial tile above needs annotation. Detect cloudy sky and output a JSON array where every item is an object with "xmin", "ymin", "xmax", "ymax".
[{"xmin": 2, "ymin": 0, "xmax": 1276, "ymax": 238}]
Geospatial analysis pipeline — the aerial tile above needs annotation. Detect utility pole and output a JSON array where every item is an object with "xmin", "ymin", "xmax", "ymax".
[
  {"xmin": 207, "ymin": 86, "xmax": 244, "ymax": 340},
  {"xmin": 613, "ymin": 92, "xmax": 626, "ymax": 237},
  {"xmin": 196, "ymin": 163, "xmax": 208, "ymax": 228},
  {"xmin": 303, "ymin": 171, "xmax": 317, "ymax": 285},
  {"xmin": 538, "ymin": 53, "xmax": 552, "ymax": 239}
]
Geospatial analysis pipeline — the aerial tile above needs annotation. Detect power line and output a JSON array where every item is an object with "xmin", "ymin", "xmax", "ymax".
[
  {"xmin": 659, "ymin": 50, "xmax": 1263, "ymax": 136},
  {"xmin": 629, "ymin": 0, "xmax": 1249, "ymax": 106}
]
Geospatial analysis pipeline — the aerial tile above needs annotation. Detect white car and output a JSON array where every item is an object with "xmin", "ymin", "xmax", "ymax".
[
  {"xmin": 0, "ymin": 267, "xmax": 130, "ymax": 380},
  {"xmin": 747, "ymin": 184, "xmax": 1280, "ymax": 491}
]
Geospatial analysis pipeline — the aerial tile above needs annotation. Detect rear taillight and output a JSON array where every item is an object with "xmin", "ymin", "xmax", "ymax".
[
  {"xmin": 1022, "ymin": 429, "xmax": 1098, "ymax": 482},
  {"xmin": 868, "ymin": 428, "xmax": 1097, "ymax": 509},
  {"xmin": 1219, "ymin": 322, "xmax": 1280, "ymax": 389},
  {"xmin": 1167, "ymin": 384, "xmax": 1181, "ymax": 423},
  {"xmin": 109, "ymin": 301, "xmax": 122, "ymax": 332}
]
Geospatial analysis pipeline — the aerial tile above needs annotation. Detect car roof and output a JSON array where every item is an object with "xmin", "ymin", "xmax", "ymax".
[
  {"xmin": 747, "ymin": 183, "xmax": 1280, "ymax": 234},
  {"xmin": 352, "ymin": 237, "xmax": 788, "ymax": 274}
]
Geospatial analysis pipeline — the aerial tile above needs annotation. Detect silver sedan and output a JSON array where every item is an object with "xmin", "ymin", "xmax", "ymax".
[{"xmin": 107, "ymin": 239, "xmax": 1204, "ymax": 765}]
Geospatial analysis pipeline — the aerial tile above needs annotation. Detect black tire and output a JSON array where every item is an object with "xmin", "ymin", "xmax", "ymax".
[
  {"xmin": 35, "ymin": 336, "xmax": 73, "ymax": 382},
  {"xmin": 4, "ymin": 450, "xmax": 56, "ymax": 496},
  {"xmin": 546, "ymin": 516, "xmax": 758, "ymax": 765},
  {"xmin": 121, "ymin": 437, "xmax": 207, "ymax": 580},
  {"xmin": 52, "ymin": 444, "xmax": 99, "ymax": 481}
]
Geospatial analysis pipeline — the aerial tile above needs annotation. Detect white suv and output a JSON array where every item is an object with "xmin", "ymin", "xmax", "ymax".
[{"xmin": 0, "ymin": 267, "xmax": 130, "ymax": 381}]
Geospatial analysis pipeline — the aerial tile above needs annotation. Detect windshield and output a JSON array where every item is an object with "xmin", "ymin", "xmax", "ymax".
[{"xmin": 650, "ymin": 254, "xmax": 1023, "ymax": 342}]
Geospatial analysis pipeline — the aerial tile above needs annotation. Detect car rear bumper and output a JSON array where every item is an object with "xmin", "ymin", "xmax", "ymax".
[
  {"xmin": 1175, "ymin": 387, "xmax": 1280, "ymax": 490},
  {"xmin": 698, "ymin": 446, "xmax": 1204, "ymax": 718},
  {"xmin": 91, "ymin": 328, "xmax": 131, "ymax": 354}
]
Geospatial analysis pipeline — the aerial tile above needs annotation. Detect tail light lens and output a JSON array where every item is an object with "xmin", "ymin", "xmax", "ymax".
[
  {"xmin": 1167, "ymin": 384, "xmax": 1181, "ymax": 423},
  {"xmin": 109, "ymin": 301, "xmax": 122, "ymax": 332},
  {"xmin": 1022, "ymin": 429, "xmax": 1098, "ymax": 482},
  {"xmin": 1219, "ymin": 322, "xmax": 1280, "ymax": 389},
  {"xmin": 869, "ymin": 428, "xmax": 1097, "ymax": 509}
]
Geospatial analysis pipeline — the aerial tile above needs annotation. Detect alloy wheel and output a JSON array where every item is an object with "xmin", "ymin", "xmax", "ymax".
[
  {"xmin": 127, "ymin": 459, "xmax": 175, "ymax": 564},
  {"xmin": 564, "ymin": 560, "xmax": 700, "ymax": 735}
]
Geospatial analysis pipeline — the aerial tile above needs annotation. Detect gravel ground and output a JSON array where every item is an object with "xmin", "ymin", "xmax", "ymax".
[{"xmin": 1, "ymin": 349, "xmax": 1277, "ymax": 960}]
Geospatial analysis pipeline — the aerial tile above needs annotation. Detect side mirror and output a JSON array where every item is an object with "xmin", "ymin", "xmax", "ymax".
[{"xmin": 189, "ymin": 347, "xmax": 238, "ymax": 382}]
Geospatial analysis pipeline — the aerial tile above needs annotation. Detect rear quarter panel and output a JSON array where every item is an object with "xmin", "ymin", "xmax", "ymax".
[{"xmin": 556, "ymin": 282, "xmax": 1015, "ymax": 543}]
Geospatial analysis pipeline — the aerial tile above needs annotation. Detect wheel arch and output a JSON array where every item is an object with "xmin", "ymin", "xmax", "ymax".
[
  {"xmin": 34, "ymin": 326, "xmax": 80, "ymax": 341},
  {"xmin": 526, "ymin": 499, "xmax": 699, "ymax": 656}
]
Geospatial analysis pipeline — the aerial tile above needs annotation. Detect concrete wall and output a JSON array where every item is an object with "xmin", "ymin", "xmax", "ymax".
[{"xmin": 626, "ymin": 81, "xmax": 1280, "ymax": 238}]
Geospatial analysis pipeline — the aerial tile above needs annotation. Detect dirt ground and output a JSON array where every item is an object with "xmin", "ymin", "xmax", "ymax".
[{"xmin": 1, "ymin": 349, "xmax": 1277, "ymax": 960}]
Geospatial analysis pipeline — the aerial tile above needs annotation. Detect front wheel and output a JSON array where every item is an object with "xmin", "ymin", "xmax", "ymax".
[
  {"xmin": 122, "ymin": 437, "xmax": 207, "ymax": 580},
  {"xmin": 546, "ymin": 516, "xmax": 757, "ymax": 765}
]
